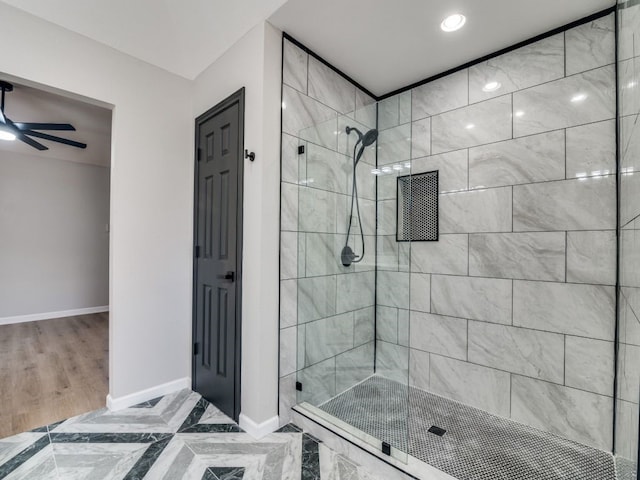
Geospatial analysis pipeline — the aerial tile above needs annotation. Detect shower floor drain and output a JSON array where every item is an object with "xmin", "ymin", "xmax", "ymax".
[{"xmin": 318, "ymin": 376, "xmax": 616, "ymax": 480}]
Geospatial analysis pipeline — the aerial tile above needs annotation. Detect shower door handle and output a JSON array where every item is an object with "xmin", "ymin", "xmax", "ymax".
[{"xmin": 218, "ymin": 271, "xmax": 235, "ymax": 282}]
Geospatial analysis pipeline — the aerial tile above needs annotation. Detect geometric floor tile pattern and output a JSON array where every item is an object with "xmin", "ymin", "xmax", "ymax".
[{"xmin": 0, "ymin": 389, "xmax": 382, "ymax": 480}]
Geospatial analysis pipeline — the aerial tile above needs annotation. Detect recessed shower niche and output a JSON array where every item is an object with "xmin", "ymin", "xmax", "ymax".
[{"xmin": 279, "ymin": 7, "xmax": 637, "ymax": 480}]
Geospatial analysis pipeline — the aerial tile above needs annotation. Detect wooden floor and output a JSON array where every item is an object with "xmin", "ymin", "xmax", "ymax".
[{"xmin": 0, "ymin": 313, "xmax": 108, "ymax": 439}]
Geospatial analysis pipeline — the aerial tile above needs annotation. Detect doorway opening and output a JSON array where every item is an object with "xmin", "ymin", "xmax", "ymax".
[{"xmin": 0, "ymin": 79, "xmax": 112, "ymax": 438}]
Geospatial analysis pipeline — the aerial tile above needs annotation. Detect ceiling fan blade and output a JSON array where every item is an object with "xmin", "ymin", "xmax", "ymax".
[
  {"xmin": 24, "ymin": 130, "xmax": 86, "ymax": 149},
  {"xmin": 13, "ymin": 122, "xmax": 76, "ymax": 131},
  {"xmin": 16, "ymin": 132, "xmax": 48, "ymax": 150}
]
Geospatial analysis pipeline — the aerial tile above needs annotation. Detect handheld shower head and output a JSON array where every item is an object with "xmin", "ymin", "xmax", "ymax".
[
  {"xmin": 346, "ymin": 126, "xmax": 378, "ymax": 165},
  {"xmin": 361, "ymin": 128, "xmax": 378, "ymax": 147}
]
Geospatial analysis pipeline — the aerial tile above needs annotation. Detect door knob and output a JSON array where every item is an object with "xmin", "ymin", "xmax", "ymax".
[{"xmin": 218, "ymin": 271, "xmax": 235, "ymax": 282}]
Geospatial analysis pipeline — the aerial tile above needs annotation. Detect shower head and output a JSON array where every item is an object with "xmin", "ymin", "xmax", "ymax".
[
  {"xmin": 346, "ymin": 126, "xmax": 378, "ymax": 165},
  {"xmin": 361, "ymin": 128, "xmax": 378, "ymax": 147}
]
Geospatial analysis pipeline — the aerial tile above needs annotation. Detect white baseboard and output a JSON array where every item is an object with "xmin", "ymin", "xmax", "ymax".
[
  {"xmin": 0, "ymin": 306, "xmax": 110, "ymax": 326},
  {"xmin": 106, "ymin": 377, "xmax": 191, "ymax": 411},
  {"xmin": 239, "ymin": 413, "xmax": 280, "ymax": 439}
]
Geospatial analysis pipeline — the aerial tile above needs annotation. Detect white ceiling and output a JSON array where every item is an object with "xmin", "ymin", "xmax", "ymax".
[
  {"xmin": 269, "ymin": 0, "xmax": 616, "ymax": 95},
  {"xmin": 1, "ymin": 0, "xmax": 615, "ymax": 94},
  {"xmin": 0, "ymin": 0, "xmax": 288, "ymax": 80},
  {"xmin": 0, "ymin": 82, "xmax": 112, "ymax": 167}
]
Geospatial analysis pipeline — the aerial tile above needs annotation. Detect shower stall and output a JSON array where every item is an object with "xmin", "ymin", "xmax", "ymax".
[{"xmin": 280, "ymin": 5, "xmax": 639, "ymax": 479}]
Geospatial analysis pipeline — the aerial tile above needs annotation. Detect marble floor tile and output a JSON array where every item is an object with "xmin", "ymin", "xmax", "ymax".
[{"xmin": 0, "ymin": 391, "xmax": 384, "ymax": 480}]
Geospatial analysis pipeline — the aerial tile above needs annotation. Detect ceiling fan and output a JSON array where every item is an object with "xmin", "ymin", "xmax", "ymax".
[{"xmin": 0, "ymin": 81, "xmax": 87, "ymax": 151}]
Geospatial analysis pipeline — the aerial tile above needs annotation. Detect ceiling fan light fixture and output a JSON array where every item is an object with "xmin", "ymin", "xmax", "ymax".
[{"xmin": 0, "ymin": 128, "xmax": 16, "ymax": 141}]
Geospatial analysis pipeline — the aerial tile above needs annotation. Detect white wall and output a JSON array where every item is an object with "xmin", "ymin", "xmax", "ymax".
[
  {"xmin": 193, "ymin": 21, "xmax": 282, "ymax": 427},
  {"xmin": 0, "ymin": 3, "xmax": 194, "ymax": 400},
  {"xmin": 0, "ymin": 151, "xmax": 110, "ymax": 319}
]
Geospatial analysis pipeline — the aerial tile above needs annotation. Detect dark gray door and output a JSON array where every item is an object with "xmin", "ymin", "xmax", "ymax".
[{"xmin": 193, "ymin": 89, "xmax": 244, "ymax": 421}]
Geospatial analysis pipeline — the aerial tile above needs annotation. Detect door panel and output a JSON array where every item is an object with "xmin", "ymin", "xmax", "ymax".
[{"xmin": 193, "ymin": 89, "xmax": 244, "ymax": 421}]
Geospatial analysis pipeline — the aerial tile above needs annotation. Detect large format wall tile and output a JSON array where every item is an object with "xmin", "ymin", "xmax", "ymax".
[
  {"xmin": 511, "ymin": 376, "xmax": 613, "ymax": 450},
  {"xmin": 513, "ymin": 66, "xmax": 615, "ymax": 137},
  {"xmin": 376, "ymin": 306, "xmax": 398, "ymax": 343},
  {"xmin": 513, "ymin": 280, "xmax": 615, "ymax": 341},
  {"xmin": 429, "ymin": 355, "xmax": 511, "ymax": 417},
  {"xmin": 431, "ymin": 275, "xmax": 512, "ymax": 324},
  {"xmin": 565, "ymin": 336, "xmax": 614, "ymax": 396},
  {"xmin": 469, "ymin": 232, "xmax": 566, "ymax": 281},
  {"xmin": 411, "ymin": 150, "xmax": 468, "ymax": 193},
  {"xmin": 298, "ymin": 357, "xmax": 336, "ymax": 406},
  {"xmin": 565, "ymin": 14, "xmax": 615, "ymax": 76},
  {"xmin": 412, "ymin": 69, "xmax": 468, "ymax": 120},
  {"xmin": 469, "ymin": 34, "xmax": 564, "ymax": 103},
  {"xmin": 335, "ymin": 343, "xmax": 374, "ymax": 394},
  {"xmin": 280, "ymin": 279, "xmax": 297, "ymax": 329},
  {"xmin": 298, "ymin": 187, "xmax": 339, "ymax": 233},
  {"xmin": 305, "ymin": 313, "xmax": 354, "ymax": 366},
  {"xmin": 354, "ymin": 307, "xmax": 375, "ymax": 346},
  {"xmin": 411, "ymin": 234, "xmax": 468, "ymax": 275},
  {"xmin": 619, "ymin": 342, "xmax": 640, "ymax": 403},
  {"xmin": 308, "ymin": 57, "xmax": 355, "ymax": 114},
  {"xmin": 616, "ymin": 399, "xmax": 640, "ymax": 460},
  {"xmin": 566, "ymin": 120, "xmax": 616, "ymax": 178},
  {"xmin": 513, "ymin": 176, "xmax": 616, "ymax": 231},
  {"xmin": 281, "ymin": 182, "xmax": 298, "ymax": 232},
  {"xmin": 621, "ymin": 166, "xmax": 640, "ymax": 227},
  {"xmin": 282, "ymin": 133, "xmax": 304, "ymax": 184},
  {"xmin": 410, "ymin": 312, "xmax": 467, "ymax": 360},
  {"xmin": 336, "ymin": 272, "xmax": 375, "ymax": 313},
  {"xmin": 376, "ymin": 341, "xmax": 408, "ymax": 384},
  {"xmin": 409, "ymin": 349, "xmax": 430, "ymax": 390},
  {"xmin": 440, "ymin": 187, "xmax": 512, "ymax": 233},
  {"xmin": 431, "ymin": 96, "xmax": 512, "ymax": 154},
  {"xmin": 411, "ymin": 118, "xmax": 431, "ymax": 159},
  {"xmin": 283, "ymin": 85, "xmax": 337, "ymax": 150},
  {"xmin": 468, "ymin": 322, "xmax": 564, "ymax": 383},
  {"xmin": 298, "ymin": 275, "xmax": 337, "ymax": 323},
  {"xmin": 377, "ymin": 271, "xmax": 410, "ymax": 309},
  {"xmin": 468, "ymin": 130, "xmax": 565, "ymax": 189},
  {"xmin": 283, "ymin": 39, "xmax": 308, "ymax": 93},
  {"xmin": 409, "ymin": 273, "xmax": 431, "ymax": 313},
  {"xmin": 378, "ymin": 123, "xmax": 411, "ymax": 165},
  {"xmin": 305, "ymin": 143, "xmax": 350, "ymax": 195},
  {"xmin": 566, "ymin": 230, "xmax": 617, "ymax": 285}
]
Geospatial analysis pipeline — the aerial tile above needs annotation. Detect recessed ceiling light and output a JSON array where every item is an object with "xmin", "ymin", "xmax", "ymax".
[
  {"xmin": 515, "ymin": 110, "xmax": 525, "ymax": 117},
  {"xmin": 0, "ymin": 129, "xmax": 16, "ymax": 141},
  {"xmin": 482, "ymin": 81, "xmax": 501, "ymax": 92},
  {"xmin": 571, "ymin": 93, "xmax": 587, "ymax": 103},
  {"xmin": 465, "ymin": 123, "xmax": 475, "ymax": 130},
  {"xmin": 441, "ymin": 13, "xmax": 466, "ymax": 32}
]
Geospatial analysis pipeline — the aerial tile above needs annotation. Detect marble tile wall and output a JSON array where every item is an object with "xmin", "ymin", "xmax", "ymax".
[
  {"xmin": 376, "ymin": 13, "xmax": 617, "ymax": 451},
  {"xmin": 616, "ymin": 0, "xmax": 640, "ymax": 471},
  {"xmin": 280, "ymin": 38, "xmax": 377, "ymax": 424}
]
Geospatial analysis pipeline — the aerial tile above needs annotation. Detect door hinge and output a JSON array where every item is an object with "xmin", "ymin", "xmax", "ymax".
[
  {"xmin": 296, "ymin": 381, "xmax": 302, "ymax": 392},
  {"xmin": 194, "ymin": 246, "xmax": 200, "ymax": 258},
  {"xmin": 197, "ymin": 148, "xmax": 202, "ymax": 162},
  {"xmin": 193, "ymin": 342, "xmax": 200, "ymax": 356}
]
